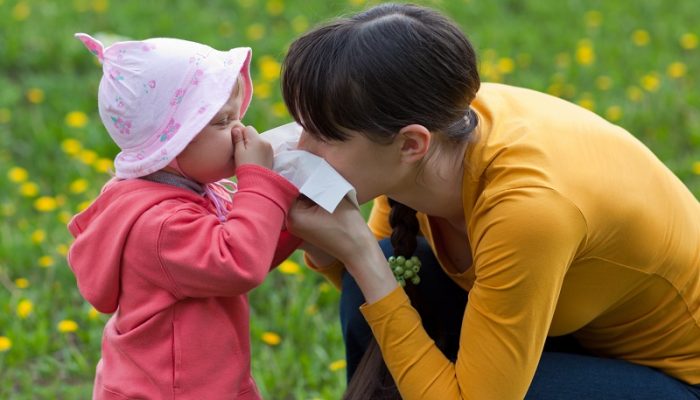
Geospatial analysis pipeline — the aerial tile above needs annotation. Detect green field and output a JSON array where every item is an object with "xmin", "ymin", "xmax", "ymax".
[{"xmin": 1, "ymin": 0, "xmax": 698, "ymax": 398}]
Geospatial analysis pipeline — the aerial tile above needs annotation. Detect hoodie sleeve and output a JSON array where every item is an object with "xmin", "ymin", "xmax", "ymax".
[{"xmin": 142, "ymin": 165, "xmax": 299, "ymax": 298}]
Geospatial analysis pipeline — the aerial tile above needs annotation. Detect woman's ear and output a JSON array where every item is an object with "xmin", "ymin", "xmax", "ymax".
[{"xmin": 397, "ymin": 124, "xmax": 431, "ymax": 163}]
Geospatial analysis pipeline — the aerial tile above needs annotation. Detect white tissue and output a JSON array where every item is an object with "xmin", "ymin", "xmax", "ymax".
[{"xmin": 260, "ymin": 123, "xmax": 358, "ymax": 213}]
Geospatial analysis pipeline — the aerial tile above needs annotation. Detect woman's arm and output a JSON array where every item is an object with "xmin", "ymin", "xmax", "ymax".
[{"xmin": 287, "ymin": 198, "xmax": 398, "ymax": 303}]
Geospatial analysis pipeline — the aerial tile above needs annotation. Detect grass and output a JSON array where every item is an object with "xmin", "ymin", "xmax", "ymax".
[{"xmin": 0, "ymin": 0, "xmax": 698, "ymax": 398}]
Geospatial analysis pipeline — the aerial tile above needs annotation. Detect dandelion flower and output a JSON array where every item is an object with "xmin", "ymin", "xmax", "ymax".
[
  {"xmin": 69, "ymin": 179, "xmax": 89, "ymax": 194},
  {"xmin": 38, "ymin": 256, "xmax": 55, "ymax": 268},
  {"xmin": 17, "ymin": 299, "xmax": 33, "ymax": 319},
  {"xmin": 329, "ymin": 359, "xmax": 347, "ymax": 371},
  {"xmin": 291, "ymin": 16, "xmax": 309, "ymax": 33},
  {"xmin": 26, "ymin": 88, "xmax": 45, "ymax": 104},
  {"xmin": 77, "ymin": 200, "xmax": 92, "ymax": 212},
  {"xmin": 65, "ymin": 111, "xmax": 88, "ymax": 128},
  {"xmin": 88, "ymin": 307, "xmax": 100, "ymax": 320},
  {"xmin": 575, "ymin": 40, "xmax": 595, "ymax": 66},
  {"xmin": 605, "ymin": 106, "xmax": 623, "ymax": 122},
  {"xmin": 626, "ymin": 86, "xmax": 643, "ymax": 102},
  {"xmin": 640, "ymin": 73, "xmax": 660, "ymax": 92},
  {"xmin": 57, "ymin": 320, "xmax": 79, "ymax": 333},
  {"xmin": 272, "ymin": 102, "xmax": 288, "ymax": 118},
  {"xmin": 61, "ymin": 138, "xmax": 83, "ymax": 155},
  {"xmin": 8, "ymin": 167, "xmax": 28, "ymax": 183},
  {"xmin": 0, "ymin": 336, "xmax": 12, "ymax": 352},
  {"xmin": 680, "ymin": 33, "xmax": 698, "ymax": 50},
  {"xmin": 631, "ymin": 29, "xmax": 650, "ymax": 46},
  {"xmin": 255, "ymin": 82, "xmax": 271, "ymax": 100},
  {"xmin": 667, "ymin": 62, "xmax": 687, "ymax": 79},
  {"xmin": 58, "ymin": 211, "xmax": 72, "ymax": 224},
  {"xmin": 19, "ymin": 182, "xmax": 39, "ymax": 197},
  {"xmin": 261, "ymin": 332, "xmax": 281, "ymax": 346},
  {"xmin": 595, "ymin": 76, "xmax": 613, "ymax": 91},
  {"xmin": 93, "ymin": 158, "xmax": 114, "ymax": 173},
  {"xmin": 266, "ymin": 0, "xmax": 284, "ymax": 16},
  {"xmin": 577, "ymin": 97, "xmax": 595, "ymax": 111},
  {"xmin": 12, "ymin": 2, "xmax": 30, "ymax": 21},
  {"xmin": 496, "ymin": 57, "xmax": 515, "ymax": 74},
  {"xmin": 279, "ymin": 260, "xmax": 301, "ymax": 275},
  {"xmin": 259, "ymin": 56, "xmax": 281, "ymax": 81},
  {"xmin": 31, "ymin": 229, "xmax": 46, "ymax": 244},
  {"xmin": 34, "ymin": 196, "xmax": 58, "ymax": 212},
  {"xmin": 246, "ymin": 24, "xmax": 265, "ymax": 41},
  {"xmin": 15, "ymin": 278, "xmax": 30, "ymax": 289},
  {"xmin": 92, "ymin": 0, "xmax": 109, "ymax": 13},
  {"xmin": 78, "ymin": 149, "xmax": 98, "ymax": 165},
  {"xmin": 692, "ymin": 162, "xmax": 700, "ymax": 175}
]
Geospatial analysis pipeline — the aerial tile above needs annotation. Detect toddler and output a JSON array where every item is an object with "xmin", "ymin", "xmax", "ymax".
[{"xmin": 68, "ymin": 33, "xmax": 300, "ymax": 399}]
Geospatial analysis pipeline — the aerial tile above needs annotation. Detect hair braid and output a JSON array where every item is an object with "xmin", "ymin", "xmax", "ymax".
[{"xmin": 388, "ymin": 198, "xmax": 420, "ymax": 258}]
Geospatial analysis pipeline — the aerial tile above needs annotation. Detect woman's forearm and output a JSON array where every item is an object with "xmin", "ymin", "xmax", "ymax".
[{"xmin": 344, "ymin": 238, "xmax": 398, "ymax": 304}]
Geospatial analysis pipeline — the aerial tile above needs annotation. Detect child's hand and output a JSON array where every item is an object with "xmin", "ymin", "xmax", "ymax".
[{"xmin": 232, "ymin": 126, "xmax": 273, "ymax": 169}]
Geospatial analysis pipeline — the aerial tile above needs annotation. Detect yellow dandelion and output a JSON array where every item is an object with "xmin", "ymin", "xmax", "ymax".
[
  {"xmin": 39, "ymin": 256, "xmax": 55, "ymax": 268},
  {"xmin": 19, "ymin": 182, "xmax": 39, "ymax": 197},
  {"xmin": 31, "ymin": 229, "xmax": 46, "ymax": 244},
  {"xmin": 496, "ymin": 57, "xmax": 515, "ymax": 74},
  {"xmin": 479, "ymin": 61, "xmax": 501, "ymax": 82},
  {"xmin": 0, "ymin": 108, "xmax": 10, "ymax": 123},
  {"xmin": 12, "ymin": 1, "xmax": 30, "ymax": 21},
  {"xmin": 8, "ymin": 166, "xmax": 28, "ymax": 183},
  {"xmin": 92, "ymin": 0, "xmax": 109, "ymax": 13},
  {"xmin": 272, "ymin": 102, "xmax": 288, "ymax": 118},
  {"xmin": 640, "ymin": 73, "xmax": 660, "ymax": 92},
  {"xmin": 255, "ymin": 82, "xmax": 271, "ymax": 100},
  {"xmin": 631, "ymin": 29, "xmax": 650, "ymax": 46},
  {"xmin": 319, "ymin": 282, "xmax": 331, "ymax": 293},
  {"xmin": 88, "ymin": 307, "xmax": 100, "ymax": 320},
  {"xmin": 58, "ymin": 211, "xmax": 72, "ymax": 224},
  {"xmin": 680, "ymin": 33, "xmax": 698, "ymax": 50},
  {"xmin": 605, "ymin": 105, "xmax": 623, "ymax": 122},
  {"xmin": 77, "ymin": 200, "xmax": 92, "ymax": 212},
  {"xmin": 292, "ymin": 16, "xmax": 309, "ymax": 34},
  {"xmin": 261, "ymin": 332, "xmax": 281, "ymax": 346},
  {"xmin": 595, "ymin": 76, "xmax": 613, "ymax": 91},
  {"xmin": 34, "ymin": 196, "xmax": 58, "ymax": 212},
  {"xmin": 26, "ymin": 88, "xmax": 45, "ymax": 104},
  {"xmin": 78, "ymin": 149, "xmax": 98, "ymax": 165},
  {"xmin": 15, "ymin": 278, "xmax": 30, "ymax": 289},
  {"xmin": 692, "ymin": 161, "xmax": 700, "ymax": 175},
  {"xmin": 69, "ymin": 178, "xmax": 89, "ymax": 194},
  {"xmin": 575, "ymin": 40, "xmax": 595, "ymax": 66},
  {"xmin": 259, "ymin": 56, "xmax": 281, "ymax": 81},
  {"xmin": 94, "ymin": 158, "xmax": 114, "ymax": 173},
  {"xmin": 0, "ymin": 336, "xmax": 12, "ymax": 352},
  {"xmin": 17, "ymin": 299, "xmax": 33, "ymax": 319},
  {"xmin": 65, "ymin": 111, "xmax": 88, "ymax": 128},
  {"xmin": 266, "ymin": 0, "xmax": 284, "ymax": 16},
  {"xmin": 584, "ymin": 10, "xmax": 602, "ymax": 28},
  {"xmin": 626, "ymin": 86, "xmax": 644, "ymax": 102},
  {"xmin": 577, "ymin": 98, "xmax": 595, "ymax": 111},
  {"xmin": 666, "ymin": 62, "xmax": 687, "ymax": 79},
  {"xmin": 57, "ymin": 319, "xmax": 79, "ymax": 333},
  {"xmin": 279, "ymin": 260, "xmax": 301, "ymax": 275},
  {"xmin": 61, "ymin": 138, "xmax": 83, "ymax": 155},
  {"xmin": 329, "ymin": 359, "xmax": 347, "ymax": 371},
  {"xmin": 246, "ymin": 24, "xmax": 265, "ymax": 41},
  {"xmin": 56, "ymin": 244, "xmax": 69, "ymax": 256}
]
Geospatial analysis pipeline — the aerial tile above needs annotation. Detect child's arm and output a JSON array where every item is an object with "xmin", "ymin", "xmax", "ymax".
[{"xmin": 152, "ymin": 164, "xmax": 299, "ymax": 298}]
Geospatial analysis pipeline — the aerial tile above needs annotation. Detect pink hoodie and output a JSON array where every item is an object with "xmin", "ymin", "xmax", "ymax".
[{"xmin": 67, "ymin": 164, "xmax": 300, "ymax": 399}]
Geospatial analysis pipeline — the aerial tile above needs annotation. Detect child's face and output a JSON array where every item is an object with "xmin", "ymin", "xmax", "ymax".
[{"xmin": 176, "ymin": 82, "xmax": 245, "ymax": 183}]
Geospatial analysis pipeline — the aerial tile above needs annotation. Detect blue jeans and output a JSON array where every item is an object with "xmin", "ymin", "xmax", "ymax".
[{"xmin": 340, "ymin": 238, "xmax": 700, "ymax": 399}]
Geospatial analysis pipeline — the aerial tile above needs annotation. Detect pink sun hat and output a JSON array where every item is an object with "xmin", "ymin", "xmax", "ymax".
[{"xmin": 75, "ymin": 33, "xmax": 253, "ymax": 179}]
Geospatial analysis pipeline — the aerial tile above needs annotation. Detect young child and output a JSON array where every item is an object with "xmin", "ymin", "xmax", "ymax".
[{"xmin": 68, "ymin": 33, "xmax": 300, "ymax": 399}]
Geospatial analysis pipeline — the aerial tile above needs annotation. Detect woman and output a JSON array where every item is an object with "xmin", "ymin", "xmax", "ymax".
[{"xmin": 284, "ymin": 3, "xmax": 700, "ymax": 399}]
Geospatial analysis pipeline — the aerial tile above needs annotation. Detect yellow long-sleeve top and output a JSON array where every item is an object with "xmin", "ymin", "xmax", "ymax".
[{"xmin": 311, "ymin": 83, "xmax": 700, "ymax": 399}]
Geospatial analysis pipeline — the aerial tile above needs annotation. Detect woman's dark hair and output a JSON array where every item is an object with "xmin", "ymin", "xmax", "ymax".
[{"xmin": 282, "ymin": 3, "xmax": 480, "ymax": 398}]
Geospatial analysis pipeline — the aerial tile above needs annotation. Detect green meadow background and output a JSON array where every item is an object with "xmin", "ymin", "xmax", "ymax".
[{"xmin": 0, "ymin": 0, "xmax": 698, "ymax": 398}]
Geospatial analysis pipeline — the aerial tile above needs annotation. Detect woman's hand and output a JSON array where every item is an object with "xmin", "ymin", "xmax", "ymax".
[
  {"xmin": 232, "ymin": 126, "xmax": 273, "ymax": 169},
  {"xmin": 287, "ymin": 197, "xmax": 398, "ymax": 303}
]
